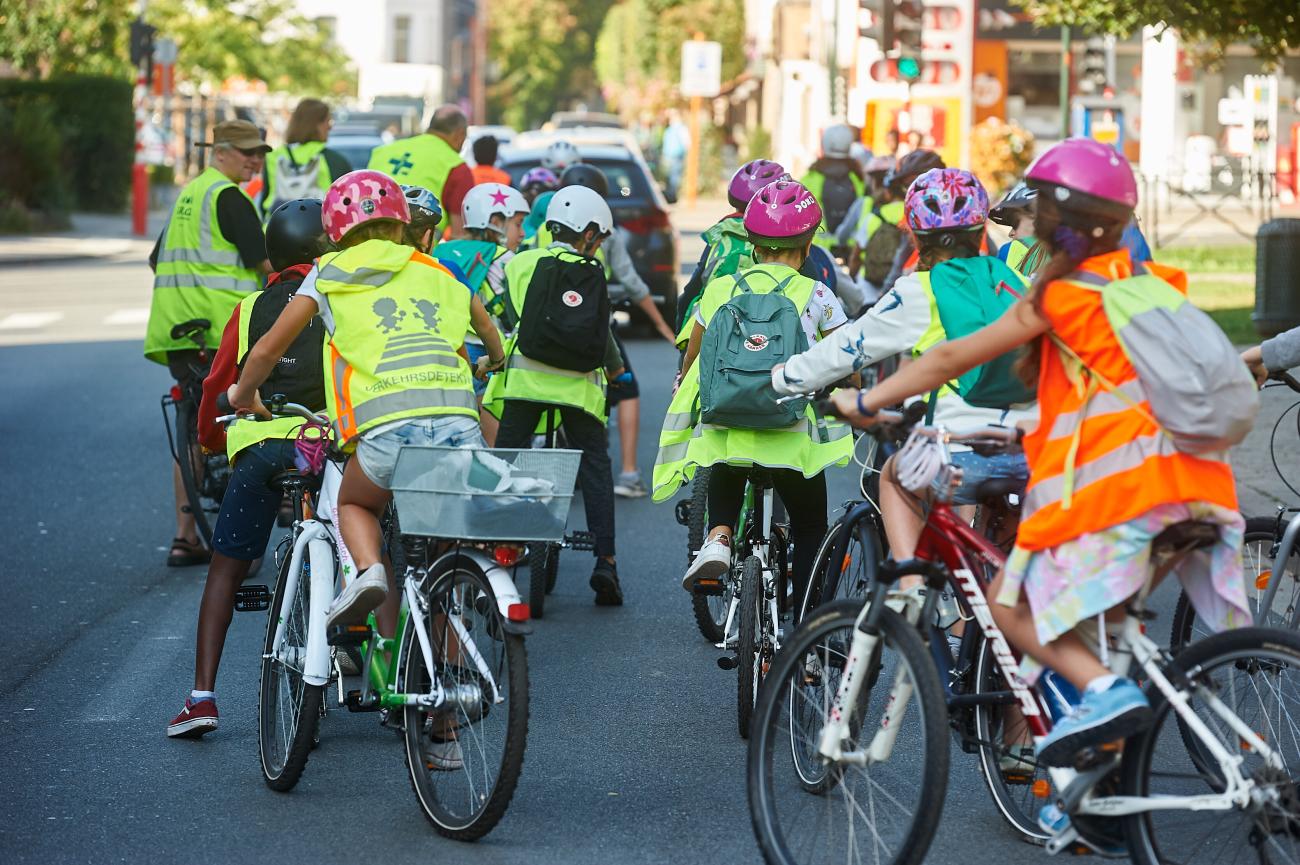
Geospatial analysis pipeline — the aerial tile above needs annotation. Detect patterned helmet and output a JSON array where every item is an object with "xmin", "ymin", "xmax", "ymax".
[
  {"xmin": 904, "ymin": 168, "xmax": 989, "ymax": 234},
  {"xmin": 520, "ymin": 166, "xmax": 559, "ymax": 192},
  {"xmin": 541, "ymin": 140, "xmax": 581, "ymax": 172},
  {"xmin": 401, "ymin": 185, "xmax": 443, "ymax": 227},
  {"xmin": 988, "ymin": 182, "xmax": 1037, "ymax": 227},
  {"xmin": 322, "ymin": 169, "xmax": 409, "ymax": 244}
]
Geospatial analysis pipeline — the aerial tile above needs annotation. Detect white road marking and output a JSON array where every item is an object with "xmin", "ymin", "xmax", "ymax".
[
  {"xmin": 104, "ymin": 307, "xmax": 150, "ymax": 326},
  {"xmin": 0, "ymin": 311, "xmax": 63, "ymax": 330}
]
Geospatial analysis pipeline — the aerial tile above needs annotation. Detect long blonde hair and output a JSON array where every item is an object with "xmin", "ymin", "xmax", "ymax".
[{"xmin": 285, "ymin": 98, "xmax": 330, "ymax": 145}]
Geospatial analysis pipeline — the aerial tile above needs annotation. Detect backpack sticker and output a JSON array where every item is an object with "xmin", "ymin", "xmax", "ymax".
[
  {"xmin": 744, "ymin": 333, "xmax": 769, "ymax": 352},
  {"xmin": 562, "ymin": 290, "xmax": 583, "ymax": 308}
]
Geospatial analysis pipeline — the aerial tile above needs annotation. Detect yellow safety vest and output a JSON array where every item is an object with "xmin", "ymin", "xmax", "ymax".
[
  {"xmin": 853, "ymin": 199, "xmax": 905, "ymax": 249},
  {"xmin": 145, "ymin": 166, "xmax": 262, "ymax": 364},
  {"xmin": 315, "ymin": 239, "xmax": 477, "ymax": 448},
  {"xmin": 367, "ymin": 133, "xmax": 464, "ymax": 234},
  {"xmin": 651, "ymin": 263, "xmax": 853, "ymax": 502},
  {"xmin": 481, "ymin": 246, "xmax": 609, "ymax": 422},
  {"xmin": 802, "ymin": 169, "xmax": 865, "ymax": 250},
  {"xmin": 263, "ymin": 141, "xmax": 332, "ymax": 216},
  {"xmin": 1004, "ymin": 238, "xmax": 1046, "ymax": 277},
  {"xmin": 224, "ymin": 291, "xmax": 306, "ymax": 459}
]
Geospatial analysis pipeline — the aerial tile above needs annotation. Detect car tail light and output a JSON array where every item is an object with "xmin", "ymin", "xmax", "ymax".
[
  {"xmin": 507, "ymin": 603, "xmax": 530, "ymax": 622},
  {"xmin": 494, "ymin": 545, "xmax": 522, "ymax": 567},
  {"xmin": 621, "ymin": 209, "xmax": 670, "ymax": 234}
]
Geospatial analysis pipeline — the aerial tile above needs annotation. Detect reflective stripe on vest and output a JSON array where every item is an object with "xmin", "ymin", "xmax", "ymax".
[{"xmin": 1022, "ymin": 430, "xmax": 1183, "ymax": 519}]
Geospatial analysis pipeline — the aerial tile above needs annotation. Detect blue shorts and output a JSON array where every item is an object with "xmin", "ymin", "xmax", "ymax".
[
  {"xmin": 465, "ymin": 342, "xmax": 489, "ymax": 397},
  {"xmin": 949, "ymin": 450, "xmax": 1029, "ymax": 506},
  {"xmin": 211, "ymin": 439, "xmax": 299, "ymax": 561},
  {"xmin": 355, "ymin": 415, "xmax": 485, "ymax": 489}
]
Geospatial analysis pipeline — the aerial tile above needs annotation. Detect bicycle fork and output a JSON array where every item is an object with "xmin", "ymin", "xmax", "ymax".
[{"xmin": 267, "ymin": 521, "xmax": 336, "ymax": 687}]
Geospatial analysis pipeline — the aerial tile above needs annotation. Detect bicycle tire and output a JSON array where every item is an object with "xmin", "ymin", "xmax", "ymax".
[
  {"xmin": 1170, "ymin": 517, "xmax": 1294, "ymax": 650},
  {"xmin": 174, "ymin": 399, "xmax": 215, "ymax": 546},
  {"xmin": 737, "ymin": 555, "xmax": 763, "ymax": 739},
  {"xmin": 971, "ymin": 637, "xmax": 1052, "ymax": 844},
  {"xmin": 688, "ymin": 469, "xmax": 729, "ymax": 643},
  {"xmin": 747, "ymin": 598, "xmax": 949, "ymax": 865},
  {"xmin": 796, "ymin": 511, "xmax": 882, "ymax": 624},
  {"xmin": 403, "ymin": 561, "xmax": 529, "ymax": 841},
  {"xmin": 1121, "ymin": 626, "xmax": 1300, "ymax": 865},
  {"xmin": 527, "ymin": 543, "xmax": 557, "ymax": 619},
  {"xmin": 258, "ymin": 548, "xmax": 323, "ymax": 791}
]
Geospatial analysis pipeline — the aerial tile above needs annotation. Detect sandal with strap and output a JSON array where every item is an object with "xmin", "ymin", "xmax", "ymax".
[{"xmin": 167, "ymin": 536, "xmax": 211, "ymax": 568}]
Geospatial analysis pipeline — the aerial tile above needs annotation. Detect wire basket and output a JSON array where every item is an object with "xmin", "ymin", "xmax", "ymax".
[{"xmin": 390, "ymin": 446, "xmax": 582, "ymax": 542}]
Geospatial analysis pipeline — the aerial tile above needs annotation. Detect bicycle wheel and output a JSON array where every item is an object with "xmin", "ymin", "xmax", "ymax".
[
  {"xmin": 796, "ymin": 511, "xmax": 882, "ymax": 624},
  {"xmin": 737, "ymin": 555, "xmax": 763, "ymax": 739},
  {"xmin": 1170, "ymin": 517, "xmax": 1296, "ymax": 649},
  {"xmin": 259, "ymin": 547, "xmax": 323, "ymax": 791},
  {"xmin": 527, "ymin": 542, "xmax": 557, "ymax": 619},
  {"xmin": 688, "ymin": 468, "xmax": 729, "ymax": 643},
  {"xmin": 403, "ymin": 560, "xmax": 529, "ymax": 841},
  {"xmin": 1122, "ymin": 626, "xmax": 1300, "ymax": 865},
  {"xmin": 748, "ymin": 599, "xmax": 949, "ymax": 865},
  {"xmin": 971, "ymin": 637, "xmax": 1052, "ymax": 844},
  {"xmin": 174, "ymin": 399, "xmax": 216, "ymax": 546}
]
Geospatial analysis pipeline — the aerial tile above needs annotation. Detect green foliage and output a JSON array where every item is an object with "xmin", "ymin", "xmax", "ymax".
[
  {"xmin": 0, "ymin": 0, "xmax": 135, "ymax": 78},
  {"xmin": 1014, "ymin": 0, "xmax": 1298, "ymax": 64},
  {"xmin": 1155, "ymin": 243, "xmax": 1255, "ymax": 273},
  {"xmin": 743, "ymin": 126, "xmax": 772, "ymax": 164}
]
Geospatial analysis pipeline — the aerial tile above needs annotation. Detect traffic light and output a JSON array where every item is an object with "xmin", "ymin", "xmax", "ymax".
[
  {"xmin": 887, "ymin": 0, "xmax": 925, "ymax": 83},
  {"xmin": 129, "ymin": 18, "xmax": 157, "ymax": 67},
  {"xmin": 1080, "ymin": 38, "xmax": 1106, "ymax": 94}
]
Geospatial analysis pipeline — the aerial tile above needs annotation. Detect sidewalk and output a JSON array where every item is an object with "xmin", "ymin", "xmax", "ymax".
[{"xmin": 0, "ymin": 210, "xmax": 166, "ymax": 267}]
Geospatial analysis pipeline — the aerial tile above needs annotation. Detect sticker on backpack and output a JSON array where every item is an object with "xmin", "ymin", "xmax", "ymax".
[
  {"xmin": 744, "ymin": 333, "xmax": 769, "ymax": 352},
  {"xmin": 562, "ymin": 290, "xmax": 583, "ymax": 308}
]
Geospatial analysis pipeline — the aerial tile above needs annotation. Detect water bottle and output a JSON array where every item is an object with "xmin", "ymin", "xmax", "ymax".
[{"xmin": 1040, "ymin": 669, "xmax": 1082, "ymax": 721}]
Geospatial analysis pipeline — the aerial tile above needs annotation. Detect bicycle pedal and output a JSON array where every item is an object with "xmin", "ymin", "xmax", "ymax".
[
  {"xmin": 674, "ymin": 500, "xmax": 692, "ymax": 527},
  {"xmin": 327, "ymin": 624, "xmax": 371, "ymax": 647},
  {"xmin": 566, "ymin": 530, "xmax": 596, "ymax": 552},
  {"xmin": 692, "ymin": 578, "xmax": 725, "ymax": 596},
  {"xmin": 234, "ymin": 585, "xmax": 271, "ymax": 612},
  {"xmin": 343, "ymin": 689, "xmax": 377, "ymax": 711},
  {"xmin": 717, "ymin": 655, "xmax": 739, "ymax": 671}
]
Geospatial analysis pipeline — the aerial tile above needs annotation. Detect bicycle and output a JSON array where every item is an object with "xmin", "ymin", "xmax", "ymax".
[
  {"xmin": 524, "ymin": 417, "xmax": 595, "ymax": 620},
  {"xmin": 748, "ymin": 406, "xmax": 1300, "ymax": 865},
  {"xmin": 160, "ymin": 317, "xmax": 231, "ymax": 546}
]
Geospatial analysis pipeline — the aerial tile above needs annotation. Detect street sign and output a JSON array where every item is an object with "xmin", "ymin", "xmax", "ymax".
[
  {"xmin": 153, "ymin": 37, "xmax": 178, "ymax": 65},
  {"xmin": 680, "ymin": 40, "xmax": 722, "ymax": 98}
]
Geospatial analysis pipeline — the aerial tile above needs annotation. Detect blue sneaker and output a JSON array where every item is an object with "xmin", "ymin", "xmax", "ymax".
[
  {"xmin": 1036, "ymin": 678, "xmax": 1152, "ymax": 767},
  {"xmin": 1038, "ymin": 804, "xmax": 1126, "ymax": 856}
]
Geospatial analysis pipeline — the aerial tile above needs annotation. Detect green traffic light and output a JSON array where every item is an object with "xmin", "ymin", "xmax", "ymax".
[{"xmin": 898, "ymin": 56, "xmax": 922, "ymax": 81}]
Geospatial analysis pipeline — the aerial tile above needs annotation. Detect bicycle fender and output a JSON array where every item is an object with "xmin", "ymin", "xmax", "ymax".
[{"xmin": 430, "ymin": 549, "xmax": 533, "ymax": 636}]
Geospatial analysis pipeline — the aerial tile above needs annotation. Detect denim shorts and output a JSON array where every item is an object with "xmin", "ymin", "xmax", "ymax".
[
  {"xmin": 465, "ymin": 342, "xmax": 489, "ymax": 397},
  {"xmin": 211, "ymin": 439, "xmax": 299, "ymax": 561},
  {"xmin": 949, "ymin": 450, "xmax": 1029, "ymax": 506},
  {"xmin": 355, "ymin": 415, "xmax": 485, "ymax": 489}
]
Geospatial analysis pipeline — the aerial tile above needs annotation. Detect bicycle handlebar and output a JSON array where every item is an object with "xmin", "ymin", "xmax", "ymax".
[
  {"xmin": 214, "ymin": 392, "xmax": 329, "ymax": 426},
  {"xmin": 1269, "ymin": 370, "xmax": 1300, "ymax": 394}
]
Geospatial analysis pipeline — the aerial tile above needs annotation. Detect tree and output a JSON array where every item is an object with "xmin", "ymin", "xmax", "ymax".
[
  {"xmin": 1015, "ymin": 0, "xmax": 1299, "ymax": 64},
  {"xmin": 0, "ymin": 0, "xmax": 135, "ymax": 78}
]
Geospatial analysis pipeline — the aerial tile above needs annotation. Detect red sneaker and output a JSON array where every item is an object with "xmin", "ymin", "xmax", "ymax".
[{"xmin": 167, "ymin": 698, "xmax": 219, "ymax": 738}]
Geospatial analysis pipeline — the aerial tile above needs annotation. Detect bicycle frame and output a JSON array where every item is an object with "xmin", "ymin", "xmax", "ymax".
[
  {"xmin": 1255, "ymin": 510, "xmax": 1300, "ymax": 628},
  {"xmin": 717, "ymin": 484, "xmax": 780, "ymax": 653}
]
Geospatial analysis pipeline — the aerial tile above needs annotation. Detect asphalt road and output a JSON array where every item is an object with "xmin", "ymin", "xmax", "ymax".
[{"xmin": 1, "ymin": 247, "xmax": 1296, "ymax": 864}]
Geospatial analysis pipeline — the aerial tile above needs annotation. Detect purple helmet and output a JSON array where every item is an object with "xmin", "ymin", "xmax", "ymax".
[
  {"xmin": 520, "ymin": 166, "xmax": 559, "ymax": 192},
  {"xmin": 743, "ymin": 180, "xmax": 822, "ymax": 248},
  {"xmin": 904, "ymin": 168, "xmax": 989, "ymax": 234},
  {"xmin": 728, "ymin": 159, "xmax": 790, "ymax": 210},
  {"xmin": 1025, "ymin": 138, "xmax": 1137, "ymax": 219}
]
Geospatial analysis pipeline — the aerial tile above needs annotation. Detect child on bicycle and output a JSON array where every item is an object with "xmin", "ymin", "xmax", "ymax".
[
  {"xmin": 658, "ymin": 179, "xmax": 854, "ymax": 607},
  {"xmin": 168, "ymin": 198, "xmax": 332, "ymax": 738},
  {"xmin": 229, "ymin": 170, "xmax": 506, "ymax": 632},
  {"xmin": 831, "ymin": 139, "xmax": 1251, "ymax": 779},
  {"xmin": 990, "ymin": 181, "xmax": 1046, "ymax": 277}
]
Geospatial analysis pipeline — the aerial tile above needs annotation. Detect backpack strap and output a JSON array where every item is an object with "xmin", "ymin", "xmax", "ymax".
[{"xmin": 1064, "ymin": 269, "xmax": 1108, "ymax": 288}]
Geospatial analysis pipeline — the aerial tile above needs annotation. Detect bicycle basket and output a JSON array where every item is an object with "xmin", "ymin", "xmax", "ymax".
[
  {"xmin": 390, "ymin": 446, "xmax": 582, "ymax": 542},
  {"xmin": 893, "ymin": 428, "xmax": 957, "ymax": 499}
]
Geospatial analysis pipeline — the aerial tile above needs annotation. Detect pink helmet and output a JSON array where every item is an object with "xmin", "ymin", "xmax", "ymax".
[
  {"xmin": 727, "ymin": 159, "xmax": 790, "ymax": 210},
  {"xmin": 743, "ymin": 180, "xmax": 821, "ymax": 248},
  {"xmin": 904, "ymin": 168, "xmax": 989, "ymax": 234},
  {"xmin": 322, "ymin": 169, "xmax": 410, "ymax": 244},
  {"xmin": 1025, "ymin": 138, "xmax": 1137, "ymax": 218}
]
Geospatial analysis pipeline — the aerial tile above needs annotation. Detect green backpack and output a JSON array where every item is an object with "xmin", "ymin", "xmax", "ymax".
[
  {"xmin": 701, "ymin": 217, "xmax": 756, "ymax": 285},
  {"xmin": 698, "ymin": 271, "xmax": 809, "ymax": 429},
  {"xmin": 920, "ymin": 256, "xmax": 1036, "ymax": 410}
]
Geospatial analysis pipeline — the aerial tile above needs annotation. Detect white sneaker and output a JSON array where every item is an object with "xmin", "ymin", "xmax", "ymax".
[
  {"xmin": 682, "ymin": 536, "xmax": 731, "ymax": 592},
  {"xmin": 614, "ymin": 472, "xmax": 648, "ymax": 498},
  {"xmin": 326, "ymin": 563, "xmax": 387, "ymax": 629},
  {"xmin": 424, "ymin": 739, "xmax": 464, "ymax": 771}
]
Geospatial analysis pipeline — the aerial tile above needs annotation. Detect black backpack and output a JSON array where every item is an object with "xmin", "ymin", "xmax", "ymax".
[
  {"xmin": 245, "ymin": 276, "xmax": 326, "ymax": 410},
  {"xmin": 819, "ymin": 175, "xmax": 858, "ymax": 236},
  {"xmin": 515, "ymin": 252, "xmax": 610, "ymax": 372}
]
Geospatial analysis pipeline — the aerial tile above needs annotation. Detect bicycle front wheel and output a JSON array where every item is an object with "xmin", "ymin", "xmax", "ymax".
[
  {"xmin": 1123, "ymin": 626, "xmax": 1300, "ymax": 865},
  {"xmin": 403, "ymin": 561, "xmax": 529, "ymax": 841},
  {"xmin": 259, "ymin": 548, "xmax": 323, "ymax": 791},
  {"xmin": 797, "ymin": 511, "xmax": 881, "ymax": 624},
  {"xmin": 747, "ymin": 598, "xmax": 949, "ymax": 865}
]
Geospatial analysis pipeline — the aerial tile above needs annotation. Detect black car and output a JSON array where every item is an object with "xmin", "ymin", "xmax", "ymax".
[{"xmin": 500, "ymin": 143, "xmax": 679, "ymax": 327}]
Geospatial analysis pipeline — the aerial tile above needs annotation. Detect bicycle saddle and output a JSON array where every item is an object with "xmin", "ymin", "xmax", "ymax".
[
  {"xmin": 269, "ymin": 469, "xmax": 323, "ymax": 495},
  {"xmin": 973, "ymin": 476, "xmax": 1026, "ymax": 506},
  {"xmin": 169, "ymin": 318, "xmax": 211, "ymax": 341},
  {"xmin": 1151, "ymin": 520, "xmax": 1219, "ymax": 555}
]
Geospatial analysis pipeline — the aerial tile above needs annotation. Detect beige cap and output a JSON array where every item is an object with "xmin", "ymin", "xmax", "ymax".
[{"xmin": 200, "ymin": 119, "xmax": 272, "ymax": 153}]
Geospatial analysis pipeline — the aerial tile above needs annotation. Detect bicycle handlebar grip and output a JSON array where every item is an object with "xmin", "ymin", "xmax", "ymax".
[{"xmin": 1272, "ymin": 370, "xmax": 1300, "ymax": 394}]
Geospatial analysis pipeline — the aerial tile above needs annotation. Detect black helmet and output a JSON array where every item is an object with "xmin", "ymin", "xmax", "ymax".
[
  {"xmin": 885, "ymin": 148, "xmax": 945, "ymax": 195},
  {"xmin": 265, "ymin": 199, "xmax": 331, "ymax": 272},
  {"xmin": 559, "ymin": 163, "xmax": 609, "ymax": 197},
  {"xmin": 989, "ymin": 182, "xmax": 1038, "ymax": 227}
]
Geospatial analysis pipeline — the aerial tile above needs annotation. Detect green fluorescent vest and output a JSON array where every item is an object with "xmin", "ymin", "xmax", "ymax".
[
  {"xmin": 224, "ymin": 291, "xmax": 305, "ymax": 459},
  {"xmin": 853, "ymin": 199, "xmax": 904, "ymax": 248},
  {"xmin": 315, "ymin": 239, "xmax": 477, "ymax": 448},
  {"xmin": 145, "ymin": 166, "xmax": 262, "ymax": 364},
  {"xmin": 264, "ymin": 141, "xmax": 331, "ymax": 215},
  {"xmin": 367, "ymin": 133, "xmax": 464, "ymax": 234}
]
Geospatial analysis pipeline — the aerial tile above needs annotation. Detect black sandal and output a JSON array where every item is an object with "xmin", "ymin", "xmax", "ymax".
[{"xmin": 167, "ymin": 536, "xmax": 211, "ymax": 568}]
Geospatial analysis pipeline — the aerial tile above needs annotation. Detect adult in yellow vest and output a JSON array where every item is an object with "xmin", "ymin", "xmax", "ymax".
[
  {"xmin": 800, "ymin": 124, "xmax": 865, "ymax": 253},
  {"xmin": 368, "ymin": 105, "xmax": 475, "ymax": 237},
  {"xmin": 146, "ymin": 119, "xmax": 272, "ymax": 568},
  {"xmin": 258, "ymin": 98, "xmax": 353, "ymax": 219},
  {"xmin": 230, "ymin": 169, "xmax": 505, "ymax": 634}
]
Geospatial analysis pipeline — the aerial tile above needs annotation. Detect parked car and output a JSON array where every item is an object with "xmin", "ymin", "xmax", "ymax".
[
  {"xmin": 500, "ymin": 142, "xmax": 679, "ymax": 327},
  {"xmin": 513, "ymin": 126, "xmax": 644, "ymax": 158},
  {"xmin": 327, "ymin": 125, "xmax": 385, "ymax": 173},
  {"xmin": 463, "ymin": 124, "xmax": 518, "ymax": 163},
  {"xmin": 550, "ymin": 111, "xmax": 623, "ymax": 130}
]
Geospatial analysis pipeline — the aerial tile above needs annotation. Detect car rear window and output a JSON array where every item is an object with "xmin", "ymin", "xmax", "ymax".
[{"xmin": 505, "ymin": 157, "xmax": 650, "ymax": 201}]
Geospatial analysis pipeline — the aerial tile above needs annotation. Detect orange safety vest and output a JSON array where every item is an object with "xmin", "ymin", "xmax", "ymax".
[
  {"xmin": 1016, "ymin": 249, "xmax": 1238, "ymax": 552},
  {"xmin": 471, "ymin": 164, "xmax": 512, "ymax": 187}
]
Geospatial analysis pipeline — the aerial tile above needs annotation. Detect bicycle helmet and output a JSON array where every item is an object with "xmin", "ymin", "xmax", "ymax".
[
  {"xmin": 727, "ymin": 159, "xmax": 790, "ymax": 210},
  {"xmin": 1024, "ymin": 138, "xmax": 1137, "ymax": 221},
  {"xmin": 546, "ymin": 185, "xmax": 613, "ymax": 236},
  {"xmin": 904, "ymin": 168, "xmax": 989, "ymax": 235},
  {"xmin": 893, "ymin": 427, "xmax": 948, "ymax": 494},
  {"xmin": 541, "ymin": 139, "xmax": 581, "ymax": 172},
  {"xmin": 265, "ymin": 198, "xmax": 331, "ymax": 272},
  {"xmin": 989, "ymin": 182, "xmax": 1038, "ymax": 227},
  {"xmin": 822, "ymin": 124, "xmax": 855, "ymax": 159},
  {"xmin": 743, "ymin": 180, "xmax": 821, "ymax": 249},
  {"xmin": 885, "ymin": 148, "xmax": 945, "ymax": 196},
  {"xmin": 322, "ymin": 169, "xmax": 409, "ymax": 244},
  {"xmin": 865, "ymin": 155, "xmax": 895, "ymax": 178},
  {"xmin": 462, "ymin": 182, "xmax": 529, "ymax": 235},
  {"xmin": 520, "ymin": 166, "xmax": 559, "ymax": 194},
  {"xmin": 401, "ymin": 185, "xmax": 443, "ymax": 228},
  {"xmin": 559, "ymin": 163, "xmax": 609, "ymax": 197}
]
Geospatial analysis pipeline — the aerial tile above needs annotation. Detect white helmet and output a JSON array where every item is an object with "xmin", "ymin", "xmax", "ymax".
[
  {"xmin": 545, "ymin": 186, "xmax": 613, "ymax": 236},
  {"xmin": 541, "ymin": 139, "xmax": 581, "ymax": 172},
  {"xmin": 822, "ymin": 124, "xmax": 855, "ymax": 159},
  {"xmin": 462, "ymin": 183, "xmax": 530, "ymax": 235}
]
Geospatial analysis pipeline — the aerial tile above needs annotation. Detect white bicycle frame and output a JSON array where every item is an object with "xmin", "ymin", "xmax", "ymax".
[{"xmin": 715, "ymin": 485, "xmax": 782, "ymax": 659}]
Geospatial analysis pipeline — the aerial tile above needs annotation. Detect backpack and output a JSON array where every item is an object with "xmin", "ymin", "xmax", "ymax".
[
  {"xmin": 268, "ymin": 146, "xmax": 324, "ymax": 211},
  {"xmin": 860, "ymin": 208, "xmax": 903, "ymax": 286},
  {"xmin": 515, "ymin": 252, "xmax": 610, "ymax": 372},
  {"xmin": 245, "ymin": 277, "xmax": 326, "ymax": 411},
  {"xmin": 1054, "ymin": 265, "xmax": 1258, "ymax": 454},
  {"xmin": 921, "ymin": 257, "xmax": 1036, "ymax": 409},
  {"xmin": 818, "ymin": 175, "xmax": 858, "ymax": 238},
  {"xmin": 701, "ymin": 218, "xmax": 755, "ymax": 285},
  {"xmin": 698, "ymin": 271, "xmax": 810, "ymax": 429}
]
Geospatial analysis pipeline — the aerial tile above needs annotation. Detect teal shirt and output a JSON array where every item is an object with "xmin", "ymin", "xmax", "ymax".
[{"xmin": 522, "ymin": 190, "xmax": 556, "ymax": 239}]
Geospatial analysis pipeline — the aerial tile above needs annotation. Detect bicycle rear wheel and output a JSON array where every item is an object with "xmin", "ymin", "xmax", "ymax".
[
  {"xmin": 259, "ymin": 548, "xmax": 323, "ymax": 791},
  {"xmin": 174, "ymin": 399, "xmax": 216, "ymax": 546},
  {"xmin": 1122, "ymin": 626, "xmax": 1300, "ymax": 865},
  {"xmin": 796, "ymin": 511, "xmax": 881, "ymax": 625},
  {"xmin": 747, "ymin": 598, "xmax": 949, "ymax": 865},
  {"xmin": 737, "ymin": 555, "xmax": 764, "ymax": 739},
  {"xmin": 403, "ymin": 560, "xmax": 529, "ymax": 841},
  {"xmin": 527, "ymin": 542, "xmax": 557, "ymax": 619}
]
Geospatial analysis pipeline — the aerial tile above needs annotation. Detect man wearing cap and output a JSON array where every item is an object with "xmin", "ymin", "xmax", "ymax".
[
  {"xmin": 145, "ymin": 119, "xmax": 273, "ymax": 568},
  {"xmin": 367, "ymin": 104, "xmax": 474, "ymax": 237}
]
